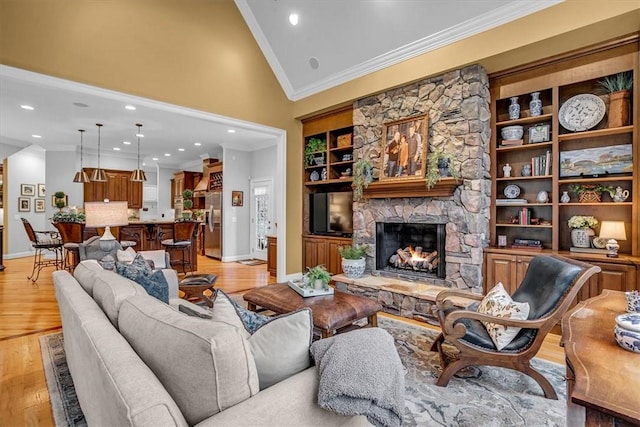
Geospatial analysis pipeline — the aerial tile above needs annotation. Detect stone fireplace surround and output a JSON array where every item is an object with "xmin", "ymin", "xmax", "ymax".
[{"xmin": 350, "ymin": 64, "xmax": 492, "ymax": 294}]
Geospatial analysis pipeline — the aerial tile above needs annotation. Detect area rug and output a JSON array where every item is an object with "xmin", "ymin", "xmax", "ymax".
[
  {"xmin": 39, "ymin": 317, "xmax": 565, "ymax": 427},
  {"xmin": 236, "ymin": 259, "xmax": 267, "ymax": 266}
]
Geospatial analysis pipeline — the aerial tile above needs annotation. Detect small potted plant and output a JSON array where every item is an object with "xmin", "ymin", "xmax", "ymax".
[
  {"xmin": 351, "ymin": 159, "xmax": 374, "ymax": 201},
  {"xmin": 306, "ymin": 265, "xmax": 331, "ymax": 290},
  {"xmin": 425, "ymin": 149, "xmax": 461, "ymax": 190},
  {"xmin": 182, "ymin": 189, "xmax": 194, "ymax": 219},
  {"xmin": 568, "ymin": 215, "xmax": 598, "ymax": 248},
  {"xmin": 54, "ymin": 191, "xmax": 67, "ymax": 210},
  {"xmin": 597, "ymin": 71, "xmax": 633, "ymax": 128},
  {"xmin": 338, "ymin": 243, "xmax": 367, "ymax": 278},
  {"xmin": 304, "ymin": 137, "xmax": 326, "ymax": 167}
]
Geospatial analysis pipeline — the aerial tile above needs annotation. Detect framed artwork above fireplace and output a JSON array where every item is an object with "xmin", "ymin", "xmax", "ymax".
[{"xmin": 380, "ymin": 115, "xmax": 428, "ymax": 181}]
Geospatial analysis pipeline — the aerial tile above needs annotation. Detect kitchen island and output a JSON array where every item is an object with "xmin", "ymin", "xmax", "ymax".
[{"xmin": 83, "ymin": 220, "xmax": 200, "ymax": 271}]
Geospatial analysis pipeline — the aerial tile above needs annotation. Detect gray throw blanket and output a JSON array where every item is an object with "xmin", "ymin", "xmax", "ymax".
[{"xmin": 310, "ymin": 328, "xmax": 405, "ymax": 427}]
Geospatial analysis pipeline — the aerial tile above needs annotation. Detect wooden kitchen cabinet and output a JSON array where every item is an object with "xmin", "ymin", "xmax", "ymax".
[
  {"xmin": 302, "ymin": 235, "xmax": 351, "ymax": 275},
  {"xmin": 484, "ymin": 251, "xmax": 534, "ymax": 294},
  {"xmin": 128, "ymin": 179, "xmax": 143, "ymax": 209},
  {"xmin": 267, "ymin": 235, "xmax": 277, "ymax": 276},
  {"xmin": 172, "ymin": 171, "xmax": 203, "ymax": 209},
  {"xmin": 83, "ymin": 168, "xmax": 142, "ymax": 208}
]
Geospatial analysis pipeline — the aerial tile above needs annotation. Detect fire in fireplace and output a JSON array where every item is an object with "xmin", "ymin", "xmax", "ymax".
[{"xmin": 375, "ymin": 222, "xmax": 446, "ymax": 280}]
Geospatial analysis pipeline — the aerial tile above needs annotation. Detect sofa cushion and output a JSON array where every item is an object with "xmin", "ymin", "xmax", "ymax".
[
  {"xmin": 92, "ymin": 270, "xmax": 147, "ymax": 329},
  {"xmin": 118, "ymin": 295, "xmax": 259, "ymax": 425},
  {"xmin": 73, "ymin": 259, "xmax": 104, "ymax": 296},
  {"xmin": 212, "ymin": 290, "xmax": 313, "ymax": 389}
]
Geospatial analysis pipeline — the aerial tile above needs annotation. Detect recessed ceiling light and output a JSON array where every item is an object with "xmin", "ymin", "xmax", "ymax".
[
  {"xmin": 194, "ymin": 142, "xmax": 202, "ymax": 146},
  {"xmin": 178, "ymin": 148, "xmax": 185, "ymax": 151},
  {"xmin": 125, "ymin": 105, "xmax": 136, "ymax": 110},
  {"xmin": 72, "ymin": 102, "xmax": 89, "ymax": 108},
  {"xmin": 164, "ymin": 153, "xmax": 171, "ymax": 157},
  {"xmin": 289, "ymin": 13, "xmax": 299, "ymax": 26},
  {"xmin": 20, "ymin": 105, "xmax": 34, "ymax": 110},
  {"xmin": 309, "ymin": 57, "xmax": 320, "ymax": 70},
  {"xmin": 152, "ymin": 157, "xmax": 159, "ymax": 161},
  {"xmin": 113, "ymin": 147, "xmax": 121, "ymax": 151},
  {"xmin": 142, "ymin": 162, "xmax": 146, "ymax": 166},
  {"xmin": 136, "ymin": 133, "xmax": 144, "ymax": 138},
  {"xmin": 228, "ymin": 129, "xmax": 236, "ymax": 133},
  {"xmin": 123, "ymin": 140, "xmax": 132, "ymax": 145},
  {"xmin": 32, "ymin": 134, "xmax": 42, "ymax": 138}
]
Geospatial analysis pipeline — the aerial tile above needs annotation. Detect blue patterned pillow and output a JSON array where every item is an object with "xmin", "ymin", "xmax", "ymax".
[
  {"xmin": 116, "ymin": 254, "xmax": 168, "ymax": 303},
  {"xmin": 218, "ymin": 290, "xmax": 271, "ymax": 334}
]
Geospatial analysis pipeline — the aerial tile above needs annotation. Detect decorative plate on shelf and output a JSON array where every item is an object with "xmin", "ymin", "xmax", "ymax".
[
  {"xmin": 503, "ymin": 184, "xmax": 521, "ymax": 199},
  {"xmin": 558, "ymin": 94, "xmax": 606, "ymax": 131},
  {"xmin": 592, "ymin": 237, "xmax": 607, "ymax": 249}
]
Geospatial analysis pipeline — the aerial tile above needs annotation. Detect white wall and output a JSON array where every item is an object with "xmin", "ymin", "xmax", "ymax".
[
  {"xmin": 45, "ymin": 148, "xmax": 82, "ymax": 227},
  {"xmin": 6, "ymin": 145, "xmax": 46, "ymax": 256},
  {"xmin": 157, "ymin": 166, "xmax": 175, "ymax": 219},
  {"xmin": 222, "ymin": 148, "xmax": 251, "ymax": 260}
]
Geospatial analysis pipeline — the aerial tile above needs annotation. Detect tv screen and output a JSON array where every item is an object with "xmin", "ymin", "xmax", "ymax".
[{"xmin": 310, "ymin": 192, "xmax": 353, "ymax": 236}]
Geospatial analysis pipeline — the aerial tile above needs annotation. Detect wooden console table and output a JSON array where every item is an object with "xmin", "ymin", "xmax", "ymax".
[{"xmin": 561, "ymin": 290, "xmax": 640, "ymax": 426}]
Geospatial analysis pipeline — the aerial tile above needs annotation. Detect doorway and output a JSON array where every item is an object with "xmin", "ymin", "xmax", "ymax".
[{"xmin": 250, "ymin": 177, "xmax": 274, "ymax": 261}]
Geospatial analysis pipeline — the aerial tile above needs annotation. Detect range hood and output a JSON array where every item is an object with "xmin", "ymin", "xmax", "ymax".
[{"xmin": 193, "ymin": 158, "xmax": 221, "ymax": 194}]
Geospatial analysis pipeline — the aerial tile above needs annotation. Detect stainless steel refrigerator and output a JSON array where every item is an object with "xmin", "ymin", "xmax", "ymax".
[{"xmin": 204, "ymin": 192, "xmax": 222, "ymax": 259}]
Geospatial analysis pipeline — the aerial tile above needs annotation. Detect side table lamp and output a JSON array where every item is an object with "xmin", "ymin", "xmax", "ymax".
[
  {"xmin": 599, "ymin": 220, "xmax": 626, "ymax": 258},
  {"xmin": 85, "ymin": 201, "xmax": 129, "ymax": 268}
]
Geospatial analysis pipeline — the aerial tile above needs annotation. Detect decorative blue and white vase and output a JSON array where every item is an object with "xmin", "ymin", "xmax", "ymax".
[
  {"xmin": 508, "ymin": 96, "xmax": 520, "ymax": 120},
  {"xmin": 341, "ymin": 257, "xmax": 366, "ymax": 279},
  {"xmin": 571, "ymin": 228, "xmax": 594, "ymax": 248},
  {"xmin": 530, "ymin": 92, "xmax": 542, "ymax": 116}
]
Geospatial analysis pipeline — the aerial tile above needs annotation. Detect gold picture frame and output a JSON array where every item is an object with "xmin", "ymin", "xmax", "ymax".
[
  {"xmin": 380, "ymin": 115, "xmax": 428, "ymax": 180},
  {"xmin": 231, "ymin": 191, "xmax": 243, "ymax": 207}
]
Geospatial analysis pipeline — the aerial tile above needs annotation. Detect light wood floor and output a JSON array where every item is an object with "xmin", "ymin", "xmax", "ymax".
[{"xmin": 0, "ymin": 256, "xmax": 565, "ymax": 426}]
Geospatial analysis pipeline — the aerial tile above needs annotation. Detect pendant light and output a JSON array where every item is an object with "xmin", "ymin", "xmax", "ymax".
[
  {"xmin": 73, "ymin": 129, "xmax": 91, "ymax": 183},
  {"xmin": 130, "ymin": 123, "xmax": 147, "ymax": 182},
  {"xmin": 91, "ymin": 123, "xmax": 107, "ymax": 182}
]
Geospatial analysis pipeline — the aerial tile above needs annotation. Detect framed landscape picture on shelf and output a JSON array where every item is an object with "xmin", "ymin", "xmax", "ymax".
[
  {"xmin": 559, "ymin": 144, "xmax": 633, "ymax": 178},
  {"xmin": 380, "ymin": 115, "xmax": 428, "ymax": 181}
]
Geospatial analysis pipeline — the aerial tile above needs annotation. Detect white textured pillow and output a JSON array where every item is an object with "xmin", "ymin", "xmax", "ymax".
[
  {"xmin": 140, "ymin": 250, "xmax": 167, "ymax": 270},
  {"xmin": 116, "ymin": 247, "xmax": 137, "ymax": 264},
  {"xmin": 477, "ymin": 282, "xmax": 530, "ymax": 351},
  {"xmin": 212, "ymin": 291, "xmax": 313, "ymax": 389}
]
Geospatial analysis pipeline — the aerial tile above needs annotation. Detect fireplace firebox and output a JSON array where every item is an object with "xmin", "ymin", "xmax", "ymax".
[{"xmin": 375, "ymin": 222, "xmax": 446, "ymax": 280}]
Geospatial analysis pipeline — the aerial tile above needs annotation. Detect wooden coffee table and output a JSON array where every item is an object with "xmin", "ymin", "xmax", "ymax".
[{"xmin": 243, "ymin": 283, "xmax": 382, "ymax": 338}]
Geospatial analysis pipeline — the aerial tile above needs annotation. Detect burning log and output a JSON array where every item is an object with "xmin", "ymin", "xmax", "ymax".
[{"xmin": 388, "ymin": 247, "xmax": 439, "ymax": 272}]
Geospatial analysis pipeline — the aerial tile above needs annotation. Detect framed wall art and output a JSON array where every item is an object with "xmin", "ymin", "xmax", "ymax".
[
  {"xmin": 231, "ymin": 191, "xmax": 243, "ymax": 207},
  {"xmin": 380, "ymin": 115, "xmax": 428, "ymax": 180},
  {"xmin": 560, "ymin": 144, "xmax": 632, "ymax": 178},
  {"xmin": 21, "ymin": 184, "xmax": 35, "ymax": 196},
  {"xmin": 37, "ymin": 183, "xmax": 46, "ymax": 197},
  {"xmin": 19, "ymin": 197, "xmax": 30, "ymax": 212},
  {"xmin": 528, "ymin": 123, "xmax": 550, "ymax": 143},
  {"xmin": 35, "ymin": 198, "xmax": 46, "ymax": 213}
]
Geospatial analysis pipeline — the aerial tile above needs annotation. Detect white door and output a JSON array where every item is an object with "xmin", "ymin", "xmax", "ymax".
[{"xmin": 250, "ymin": 177, "xmax": 274, "ymax": 260}]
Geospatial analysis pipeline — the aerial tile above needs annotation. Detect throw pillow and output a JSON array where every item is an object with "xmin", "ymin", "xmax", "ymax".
[
  {"xmin": 179, "ymin": 304, "xmax": 213, "ymax": 319},
  {"xmin": 139, "ymin": 250, "xmax": 167, "ymax": 270},
  {"xmin": 116, "ymin": 247, "xmax": 137, "ymax": 264},
  {"xmin": 211, "ymin": 290, "xmax": 313, "ymax": 389},
  {"xmin": 477, "ymin": 282, "xmax": 530, "ymax": 351},
  {"xmin": 116, "ymin": 253, "xmax": 168, "ymax": 303}
]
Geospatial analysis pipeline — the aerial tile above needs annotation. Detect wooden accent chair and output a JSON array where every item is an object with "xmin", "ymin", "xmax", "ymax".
[
  {"xmin": 21, "ymin": 218, "xmax": 63, "ymax": 282},
  {"xmin": 430, "ymin": 255, "xmax": 600, "ymax": 399}
]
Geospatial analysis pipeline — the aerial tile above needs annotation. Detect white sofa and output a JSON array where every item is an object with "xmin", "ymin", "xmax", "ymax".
[{"xmin": 53, "ymin": 261, "xmax": 370, "ymax": 426}]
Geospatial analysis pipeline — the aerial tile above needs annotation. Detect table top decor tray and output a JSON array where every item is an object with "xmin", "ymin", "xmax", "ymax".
[{"xmin": 287, "ymin": 279, "xmax": 335, "ymax": 297}]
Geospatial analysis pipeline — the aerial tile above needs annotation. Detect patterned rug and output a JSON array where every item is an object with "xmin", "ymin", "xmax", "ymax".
[
  {"xmin": 236, "ymin": 259, "xmax": 267, "ymax": 266},
  {"xmin": 40, "ymin": 317, "xmax": 565, "ymax": 427}
]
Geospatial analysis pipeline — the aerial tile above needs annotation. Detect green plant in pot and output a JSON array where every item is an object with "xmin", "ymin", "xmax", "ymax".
[
  {"xmin": 304, "ymin": 137, "xmax": 326, "ymax": 167},
  {"xmin": 352, "ymin": 159, "xmax": 374, "ymax": 201},
  {"xmin": 338, "ymin": 243, "xmax": 367, "ymax": 278},
  {"xmin": 306, "ymin": 264, "xmax": 331, "ymax": 290},
  {"xmin": 54, "ymin": 191, "xmax": 66, "ymax": 210},
  {"xmin": 425, "ymin": 149, "xmax": 461, "ymax": 190},
  {"xmin": 597, "ymin": 71, "xmax": 633, "ymax": 128},
  {"xmin": 182, "ymin": 189, "xmax": 194, "ymax": 218}
]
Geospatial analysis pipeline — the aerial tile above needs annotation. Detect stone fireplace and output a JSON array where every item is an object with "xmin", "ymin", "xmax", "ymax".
[
  {"xmin": 351, "ymin": 64, "xmax": 492, "ymax": 292},
  {"xmin": 376, "ymin": 221, "xmax": 446, "ymax": 281}
]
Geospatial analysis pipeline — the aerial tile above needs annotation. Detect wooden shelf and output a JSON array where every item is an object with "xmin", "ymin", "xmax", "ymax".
[
  {"xmin": 305, "ymin": 178, "xmax": 353, "ymax": 186},
  {"xmin": 496, "ymin": 141, "xmax": 552, "ymax": 152},
  {"xmin": 496, "ymin": 113, "xmax": 554, "ymax": 127},
  {"xmin": 363, "ymin": 178, "xmax": 458, "ymax": 199},
  {"xmin": 558, "ymin": 125, "xmax": 633, "ymax": 141},
  {"xmin": 496, "ymin": 223, "xmax": 553, "ymax": 228}
]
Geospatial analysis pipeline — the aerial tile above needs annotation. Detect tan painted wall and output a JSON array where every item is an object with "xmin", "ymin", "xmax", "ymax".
[{"xmin": 0, "ymin": 0, "xmax": 303, "ymax": 274}]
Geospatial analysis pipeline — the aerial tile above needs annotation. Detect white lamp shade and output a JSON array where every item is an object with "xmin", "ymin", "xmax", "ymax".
[
  {"xmin": 599, "ymin": 221, "xmax": 627, "ymax": 241},
  {"xmin": 84, "ymin": 201, "xmax": 129, "ymax": 228}
]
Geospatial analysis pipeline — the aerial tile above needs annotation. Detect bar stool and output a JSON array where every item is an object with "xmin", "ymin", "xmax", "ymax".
[
  {"xmin": 52, "ymin": 221, "xmax": 84, "ymax": 271},
  {"xmin": 161, "ymin": 221, "xmax": 197, "ymax": 274},
  {"xmin": 21, "ymin": 218, "xmax": 63, "ymax": 282}
]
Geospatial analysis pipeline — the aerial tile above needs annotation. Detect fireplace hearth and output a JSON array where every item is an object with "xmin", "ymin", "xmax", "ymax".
[{"xmin": 376, "ymin": 222, "xmax": 446, "ymax": 281}]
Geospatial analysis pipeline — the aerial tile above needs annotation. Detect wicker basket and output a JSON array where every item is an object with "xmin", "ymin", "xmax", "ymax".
[
  {"xmin": 337, "ymin": 133, "xmax": 352, "ymax": 148},
  {"xmin": 578, "ymin": 191, "xmax": 601, "ymax": 203}
]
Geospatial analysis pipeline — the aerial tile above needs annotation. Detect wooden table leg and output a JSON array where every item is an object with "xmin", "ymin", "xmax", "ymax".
[
  {"xmin": 368, "ymin": 314, "xmax": 378, "ymax": 328},
  {"xmin": 247, "ymin": 302, "xmax": 257, "ymax": 311}
]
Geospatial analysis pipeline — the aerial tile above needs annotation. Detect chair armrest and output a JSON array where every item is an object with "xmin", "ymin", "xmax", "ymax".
[
  {"xmin": 435, "ymin": 289, "xmax": 483, "ymax": 308},
  {"xmin": 443, "ymin": 309, "xmax": 547, "ymax": 338}
]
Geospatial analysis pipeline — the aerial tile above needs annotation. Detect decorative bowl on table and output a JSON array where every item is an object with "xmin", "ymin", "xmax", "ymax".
[
  {"xmin": 614, "ymin": 313, "xmax": 640, "ymax": 354},
  {"xmin": 501, "ymin": 125, "xmax": 524, "ymax": 141},
  {"xmin": 625, "ymin": 290, "xmax": 640, "ymax": 313}
]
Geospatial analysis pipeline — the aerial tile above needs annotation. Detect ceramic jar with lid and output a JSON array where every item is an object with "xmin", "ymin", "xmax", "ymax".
[{"xmin": 614, "ymin": 313, "xmax": 640, "ymax": 353}]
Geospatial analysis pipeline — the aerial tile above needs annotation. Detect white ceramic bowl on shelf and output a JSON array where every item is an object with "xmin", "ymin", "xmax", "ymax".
[
  {"xmin": 501, "ymin": 125, "xmax": 524, "ymax": 141},
  {"xmin": 614, "ymin": 313, "xmax": 640, "ymax": 354}
]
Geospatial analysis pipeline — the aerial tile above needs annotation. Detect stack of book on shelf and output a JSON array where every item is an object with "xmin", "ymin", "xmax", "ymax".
[
  {"xmin": 530, "ymin": 151, "xmax": 551, "ymax": 176},
  {"xmin": 496, "ymin": 198, "xmax": 528, "ymax": 205},
  {"xmin": 511, "ymin": 239, "xmax": 543, "ymax": 250},
  {"xmin": 517, "ymin": 207, "xmax": 531, "ymax": 225},
  {"xmin": 500, "ymin": 139, "xmax": 523, "ymax": 147}
]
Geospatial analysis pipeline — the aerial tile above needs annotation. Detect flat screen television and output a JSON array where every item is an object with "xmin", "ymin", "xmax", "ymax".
[{"xmin": 310, "ymin": 192, "xmax": 353, "ymax": 236}]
